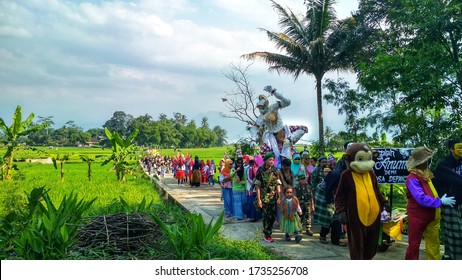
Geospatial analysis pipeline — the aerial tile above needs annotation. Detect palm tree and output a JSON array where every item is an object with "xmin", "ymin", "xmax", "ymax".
[
  {"xmin": 242, "ymin": 0, "xmax": 351, "ymax": 154},
  {"xmin": 201, "ymin": 117, "xmax": 209, "ymax": 128},
  {"xmin": 0, "ymin": 105, "xmax": 49, "ymax": 181}
]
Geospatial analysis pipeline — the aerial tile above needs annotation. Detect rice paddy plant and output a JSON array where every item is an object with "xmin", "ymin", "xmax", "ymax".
[
  {"xmin": 0, "ymin": 162, "xmax": 162, "ymax": 217},
  {"xmin": 0, "ymin": 146, "xmax": 283, "ymax": 260}
]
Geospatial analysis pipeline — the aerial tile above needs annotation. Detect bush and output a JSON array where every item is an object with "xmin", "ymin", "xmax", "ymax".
[{"xmin": 1, "ymin": 187, "xmax": 95, "ymax": 259}]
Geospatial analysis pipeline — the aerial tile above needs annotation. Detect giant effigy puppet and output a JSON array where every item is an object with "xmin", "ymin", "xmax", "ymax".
[{"xmin": 248, "ymin": 85, "xmax": 308, "ymax": 169}]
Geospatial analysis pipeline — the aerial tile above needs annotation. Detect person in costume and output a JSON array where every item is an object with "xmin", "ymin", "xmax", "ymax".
[
  {"xmin": 280, "ymin": 186, "xmax": 303, "ymax": 243},
  {"xmin": 254, "ymin": 152, "xmax": 282, "ymax": 243},
  {"xmin": 248, "ymin": 85, "xmax": 308, "ymax": 169},
  {"xmin": 433, "ymin": 139, "xmax": 462, "ymax": 260},
  {"xmin": 405, "ymin": 146, "xmax": 456, "ymax": 260},
  {"xmin": 297, "ymin": 173, "xmax": 314, "ymax": 236},
  {"xmin": 219, "ymin": 158, "xmax": 234, "ymax": 218},
  {"xmin": 335, "ymin": 143, "xmax": 388, "ymax": 259}
]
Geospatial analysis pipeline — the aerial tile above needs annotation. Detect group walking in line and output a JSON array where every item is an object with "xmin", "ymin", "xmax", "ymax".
[
  {"xmin": 154, "ymin": 137, "xmax": 461, "ymax": 261},
  {"xmin": 146, "ymin": 84, "xmax": 461, "ymax": 260}
]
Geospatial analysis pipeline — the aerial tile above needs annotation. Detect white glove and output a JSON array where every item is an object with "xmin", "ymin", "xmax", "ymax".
[
  {"xmin": 441, "ymin": 194, "xmax": 456, "ymax": 207},
  {"xmin": 263, "ymin": 85, "xmax": 273, "ymax": 93}
]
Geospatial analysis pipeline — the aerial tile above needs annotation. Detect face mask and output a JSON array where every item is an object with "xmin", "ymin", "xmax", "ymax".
[{"xmin": 454, "ymin": 143, "xmax": 462, "ymax": 158}]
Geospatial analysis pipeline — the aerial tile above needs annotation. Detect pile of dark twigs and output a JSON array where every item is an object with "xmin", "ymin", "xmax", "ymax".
[{"xmin": 74, "ymin": 212, "xmax": 163, "ymax": 255}]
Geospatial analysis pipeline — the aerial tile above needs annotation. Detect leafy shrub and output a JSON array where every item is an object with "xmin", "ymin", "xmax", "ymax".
[
  {"xmin": 1, "ymin": 186, "xmax": 95, "ymax": 259},
  {"xmin": 151, "ymin": 211, "xmax": 224, "ymax": 260}
]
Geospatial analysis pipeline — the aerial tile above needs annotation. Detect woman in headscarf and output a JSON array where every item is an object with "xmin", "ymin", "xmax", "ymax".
[
  {"xmin": 291, "ymin": 153, "xmax": 306, "ymax": 196},
  {"xmin": 231, "ymin": 157, "xmax": 246, "ymax": 220},
  {"xmin": 219, "ymin": 158, "xmax": 234, "ymax": 218}
]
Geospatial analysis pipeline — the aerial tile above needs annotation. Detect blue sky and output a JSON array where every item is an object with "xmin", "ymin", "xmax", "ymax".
[{"xmin": 0, "ymin": 0, "xmax": 359, "ymax": 143}]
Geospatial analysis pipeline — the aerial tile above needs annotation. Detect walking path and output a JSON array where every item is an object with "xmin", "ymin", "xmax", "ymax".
[{"xmin": 152, "ymin": 173, "xmax": 432, "ymax": 260}]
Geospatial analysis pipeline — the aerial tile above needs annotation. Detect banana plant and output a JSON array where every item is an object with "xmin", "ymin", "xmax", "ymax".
[
  {"xmin": 80, "ymin": 155, "xmax": 95, "ymax": 182},
  {"xmin": 51, "ymin": 154, "xmax": 71, "ymax": 182},
  {"xmin": 0, "ymin": 105, "xmax": 49, "ymax": 181},
  {"xmin": 102, "ymin": 127, "xmax": 139, "ymax": 181}
]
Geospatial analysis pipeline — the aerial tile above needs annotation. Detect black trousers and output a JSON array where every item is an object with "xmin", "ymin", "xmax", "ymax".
[{"xmin": 320, "ymin": 220, "xmax": 342, "ymax": 244}]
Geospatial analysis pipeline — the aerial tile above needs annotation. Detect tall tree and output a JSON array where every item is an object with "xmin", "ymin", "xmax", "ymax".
[
  {"xmin": 0, "ymin": 105, "xmax": 48, "ymax": 181},
  {"xmin": 201, "ymin": 117, "xmax": 209, "ymax": 128},
  {"xmin": 221, "ymin": 63, "xmax": 263, "ymax": 144},
  {"xmin": 103, "ymin": 111, "xmax": 133, "ymax": 138},
  {"xmin": 213, "ymin": 126, "xmax": 228, "ymax": 147},
  {"xmin": 352, "ymin": 0, "xmax": 462, "ymax": 147},
  {"xmin": 323, "ymin": 78, "xmax": 371, "ymax": 142},
  {"xmin": 128, "ymin": 114, "xmax": 157, "ymax": 146},
  {"xmin": 242, "ymin": 0, "xmax": 352, "ymax": 154},
  {"xmin": 173, "ymin": 113, "xmax": 188, "ymax": 126}
]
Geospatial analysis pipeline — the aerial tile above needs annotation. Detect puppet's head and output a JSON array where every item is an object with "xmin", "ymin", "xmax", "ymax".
[
  {"xmin": 343, "ymin": 143, "xmax": 375, "ymax": 174},
  {"xmin": 257, "ymin": 95, "xmax": 269, "ymax": 114}
]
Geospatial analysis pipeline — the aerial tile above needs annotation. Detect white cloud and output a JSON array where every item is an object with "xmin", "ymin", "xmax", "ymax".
[{"xmin": 0, "ymin": 0, "xmax": 360, "ymax": 142}]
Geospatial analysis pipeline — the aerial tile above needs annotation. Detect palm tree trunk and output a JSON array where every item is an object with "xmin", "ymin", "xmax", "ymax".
[{"xmin": 316, "ymin": 77, "xmax": 325, "ymax": 155}]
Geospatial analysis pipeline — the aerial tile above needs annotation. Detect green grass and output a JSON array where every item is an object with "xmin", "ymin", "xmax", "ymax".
[
  {"xmin": 0, "ymin": 146, "xmax": 281, "ymax": 260},
  {"xmin": 0, "ymin": 162, "xmax": 162, "ymax": 217}
]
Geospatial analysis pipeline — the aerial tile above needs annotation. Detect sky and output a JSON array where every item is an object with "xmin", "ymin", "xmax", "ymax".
[{"xmin": 0, "ymin": 0, "xmax": 359, "ymax": 143}]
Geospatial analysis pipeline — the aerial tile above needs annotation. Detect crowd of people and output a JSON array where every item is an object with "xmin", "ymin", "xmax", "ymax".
[
  {"xmin": 144, "ymin": 83, "xmax": 461, "ymax": 260},
  {"xmin": 154, "ymin": 137, "xmax": 462, "ymax": 261},
  {"xmin": 177, "ymin": 144, "xmax": 345, "ymax": 246}
]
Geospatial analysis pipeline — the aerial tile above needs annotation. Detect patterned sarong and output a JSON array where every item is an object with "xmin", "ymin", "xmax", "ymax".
[{"xmin": 313, "ymin": 182, "xmax": 333, "ymax": 228}]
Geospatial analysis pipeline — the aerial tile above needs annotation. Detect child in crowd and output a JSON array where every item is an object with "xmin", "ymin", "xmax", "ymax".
[{"xmin": 280, "ymin": 186, "xmax": 303, "ymax": 243}]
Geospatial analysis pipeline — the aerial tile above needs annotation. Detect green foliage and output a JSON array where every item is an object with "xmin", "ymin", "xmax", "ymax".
[
  {"xmin": 352, "ymin": 0, "xmax": 462, "ymax": 147},
  {"xmin": 80, "ymin": 155, "xmax": 95, "ymax": 181},
  {"xmin": 0, "ymin": 105, "xmax": 49, "ymax": 181},
  {"xmin": 380, "ymin": 184, "xmax": 407, "ymax": 210},
  {"xmin": 1, "ymin": 187, "xmax": 95, "ymax": 259},
  {"xmin": 208, "ymin": 235, "xmax": 289, "ymax": 260},
  {"xmin": 51, "ymin": 153, "xmax": 71, "ymax": 182},
  {"xmin": 119, "ymin": 196, "xmax": 153, "ymax": 213},
  {"xmin": 151, "ymin": 211, "xmax": 224, "ymax": 260},
  {"xmin": 102, "ymin": 127, "xmax": 140, "ymax": 181},
  {"xmin": 0, "ymin": 147, "xmax": 291, "ymax": 260}
]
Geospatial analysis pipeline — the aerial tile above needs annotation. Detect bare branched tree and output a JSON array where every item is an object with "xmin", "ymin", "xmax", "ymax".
[{"xmin": 221, "ymin": 62, "xmax": 264, "ymax": 145}]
